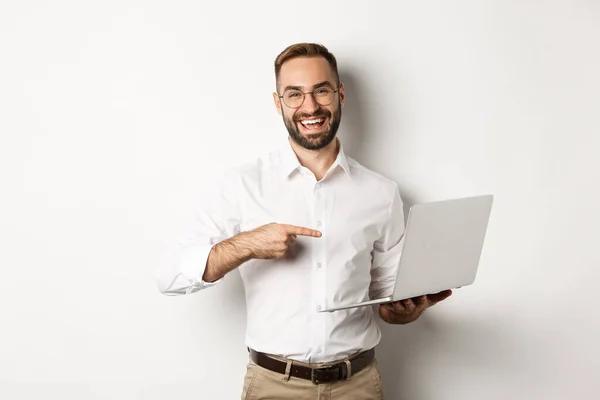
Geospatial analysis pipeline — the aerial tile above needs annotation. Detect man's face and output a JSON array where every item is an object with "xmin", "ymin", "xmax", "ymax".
[{"xmin": 273, "ymin": 56, "xmax": 345, "ymax": 150}]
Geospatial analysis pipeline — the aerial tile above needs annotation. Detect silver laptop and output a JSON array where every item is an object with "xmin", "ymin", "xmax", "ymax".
[{"xmin": 319, "ymin": 194, "xmax": 494, "ymax": 312}]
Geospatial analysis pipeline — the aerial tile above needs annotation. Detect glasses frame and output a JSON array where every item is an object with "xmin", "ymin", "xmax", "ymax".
[{"xmin": 277, "ymin": 85, "xmax": 340, "ymax": 109}]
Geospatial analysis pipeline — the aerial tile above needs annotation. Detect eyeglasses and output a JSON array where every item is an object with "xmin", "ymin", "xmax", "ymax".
[{"xmin": 278, "ymin": 86, "xmax": 339, "ymax": 108}]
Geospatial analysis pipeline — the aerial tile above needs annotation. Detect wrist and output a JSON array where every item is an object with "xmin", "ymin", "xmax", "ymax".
[{"xmin": 232, "ymin": 231, "xmax": 256, "ymax": 261}]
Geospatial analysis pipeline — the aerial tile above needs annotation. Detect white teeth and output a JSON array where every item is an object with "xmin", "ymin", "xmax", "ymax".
[{"xmin": 301, "ymin": 118, "xmax": 324, "ymax": 125}]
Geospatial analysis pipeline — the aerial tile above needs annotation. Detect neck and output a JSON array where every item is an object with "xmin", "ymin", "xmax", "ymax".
[{"xmin": 289, "ymin": 137, "xmax": 340, "ymax": 181}]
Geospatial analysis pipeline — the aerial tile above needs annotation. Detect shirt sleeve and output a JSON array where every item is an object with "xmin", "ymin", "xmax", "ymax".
[
  {"xmin": 157, "ymin": 171, "xmax": 242, "ymax": 296},
  {"xmin": 369, "ymin": 183, "xmax": 406, "ymax": 300}
]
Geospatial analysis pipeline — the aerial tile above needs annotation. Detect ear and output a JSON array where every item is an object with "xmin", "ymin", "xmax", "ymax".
[
  {"xmin": 273, "ymin": 92, "xmax": 283, "ymax": 115},
  {"xmin": 338, "ymin": 82, "xmax": 345, "ymax": 108}
]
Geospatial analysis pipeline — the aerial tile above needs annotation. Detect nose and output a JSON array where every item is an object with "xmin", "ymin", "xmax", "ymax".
[{"xmin": 300, "ymin": 92, "xmax": 319, "ymax": 113}]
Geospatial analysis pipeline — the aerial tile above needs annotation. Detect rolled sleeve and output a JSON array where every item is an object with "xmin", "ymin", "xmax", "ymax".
[
  {"xmin": 157, "ymin": 171, "xmax": 241, "ymax": 296},
  {"xmin": 170, "ymin": 245, "xmax": 221, "ymax": 295},
  {"xmin": 369, "ymin": 183, "xmax": 405, "ymax": 300}
]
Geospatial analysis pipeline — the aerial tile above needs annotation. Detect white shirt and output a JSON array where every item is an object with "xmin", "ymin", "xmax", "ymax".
[{"xmin": 157, "ymin": 138, "xmax": 405, "ymax": 363}]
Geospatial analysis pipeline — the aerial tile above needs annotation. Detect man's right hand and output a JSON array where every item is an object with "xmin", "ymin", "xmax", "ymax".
[
  {"xmin": 246, "ymin": 223, "xmax": 322, "ymax": 259},
  {"xmin": 202, "ymin": 222, "xmax": 321, "ymax": 283}
]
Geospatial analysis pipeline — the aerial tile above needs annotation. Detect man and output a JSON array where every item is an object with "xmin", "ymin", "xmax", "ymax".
[{"xmin": 157, "ymin": 43, "xmax": 452, "ymax": 399}]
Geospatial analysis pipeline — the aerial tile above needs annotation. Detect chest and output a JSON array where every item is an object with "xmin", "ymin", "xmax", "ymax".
[{"xmin": 238, "ymin": 175, "xmax": 387, "ymax": 254}]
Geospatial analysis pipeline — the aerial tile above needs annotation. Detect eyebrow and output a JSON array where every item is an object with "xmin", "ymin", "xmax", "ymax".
[{"xmin": 283, "ymin": 80, "xmax": 335, "ymax": 92}]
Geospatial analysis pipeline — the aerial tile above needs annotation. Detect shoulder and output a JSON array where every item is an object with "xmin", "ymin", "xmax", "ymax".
[{"xmin": 347, "ymin": 157, "xmax": 401, "ymax": 197}]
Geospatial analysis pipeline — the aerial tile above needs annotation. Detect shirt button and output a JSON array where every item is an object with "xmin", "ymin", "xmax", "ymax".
[
  {"xmin": 316, "ymin": 262, "xmax": 322, "ymax": 268},
  {"xmin": 316, "ymin": 221, "xmax": 322, "ymax": 228},
  {"xmin": 316, "ymin": 348, "xmax": 322, "ymax": 354},
  {"xmin": 316, "ymin": 305, "xmax": 322, "ymax": 311},
  {"xmin": 315, "ymin": 183, "xmax": 321, "ymax": 189}
]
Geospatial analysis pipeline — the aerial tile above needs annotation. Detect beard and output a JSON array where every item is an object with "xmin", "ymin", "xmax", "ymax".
[{"xmin": 283, "ymin": 106, "xmax": 342, "ymax": 150}]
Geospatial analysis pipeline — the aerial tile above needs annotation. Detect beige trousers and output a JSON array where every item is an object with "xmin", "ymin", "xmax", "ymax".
[{"xmin": 241, "ymin": 358, "xmax": 385, "ymax": 400}]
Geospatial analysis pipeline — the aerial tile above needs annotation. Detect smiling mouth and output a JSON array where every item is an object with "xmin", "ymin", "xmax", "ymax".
[{"xmin": 298, "ymin": 117, "xmax": 327, "ymax": 132}]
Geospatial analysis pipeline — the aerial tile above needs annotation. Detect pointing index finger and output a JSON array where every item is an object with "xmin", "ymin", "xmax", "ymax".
[{"xmin": 283, "ymin": 224, "xmax": 322, "ymax": 238}]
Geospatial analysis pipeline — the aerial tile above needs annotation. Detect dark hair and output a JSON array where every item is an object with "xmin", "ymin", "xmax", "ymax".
[{"xmin": 274, "ymin": 43, "xmax": 340, "ymax": 91}]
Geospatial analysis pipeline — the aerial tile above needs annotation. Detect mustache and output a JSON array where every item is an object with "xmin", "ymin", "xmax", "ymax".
[{"xmin": 293, "ymin": 108, "xmax": 331, "ymax": 122}]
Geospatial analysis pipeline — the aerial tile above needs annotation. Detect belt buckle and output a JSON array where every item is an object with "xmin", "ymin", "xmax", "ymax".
[{"xmin": 311, "ymin": 365, "xmax": 341, "ymax": 385}]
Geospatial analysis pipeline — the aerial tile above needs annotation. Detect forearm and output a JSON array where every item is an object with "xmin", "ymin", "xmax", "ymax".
[{"xmin": 202, "ymin": 231, "xmax": 255, "ymax": 282}]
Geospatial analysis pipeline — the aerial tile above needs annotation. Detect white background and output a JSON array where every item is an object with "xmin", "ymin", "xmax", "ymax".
[{"xmin": 1, "ymin": 1, "xmax": 599, "ymax": 399}]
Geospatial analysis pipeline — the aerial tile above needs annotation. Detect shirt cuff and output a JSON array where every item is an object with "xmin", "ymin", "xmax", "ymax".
[{"xmin": 179, "ymin": 245, "xmax": 223, "ymax": 293}]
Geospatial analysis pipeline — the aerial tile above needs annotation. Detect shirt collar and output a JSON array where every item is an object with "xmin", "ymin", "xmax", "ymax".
[{"xmin": 280, "ymin": 137, "xmax": 352, "ymax": 180}]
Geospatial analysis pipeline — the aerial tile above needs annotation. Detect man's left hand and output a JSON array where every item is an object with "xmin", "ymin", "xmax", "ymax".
[{"xmin": 378, "ymin": 290, "xmax": 453, "ymax": 325}]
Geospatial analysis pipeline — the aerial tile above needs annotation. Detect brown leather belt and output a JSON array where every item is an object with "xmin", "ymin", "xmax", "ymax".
[{"xmin": 248, "ymin": 348, "xmax": 375, "ymax": 384}]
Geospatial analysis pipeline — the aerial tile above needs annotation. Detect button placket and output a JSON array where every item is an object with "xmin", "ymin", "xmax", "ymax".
[{"xmin": 312, "ymin": 180, "xmax": 327, "ymax": 360}]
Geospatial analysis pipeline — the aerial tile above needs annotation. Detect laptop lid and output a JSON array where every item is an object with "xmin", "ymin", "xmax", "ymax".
[{"xmin": 390, "ymin": 194, "xmax": 494, "ymax": 300}]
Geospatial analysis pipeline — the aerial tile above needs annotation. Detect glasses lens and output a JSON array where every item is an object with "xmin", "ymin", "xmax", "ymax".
[
  {"xmin": 313, "ymin": 87, "xmax": 334, "ymax": 106},
  {"xmin": 283, "ymin": 90, "xmax": 304, "ymax": 108}
]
